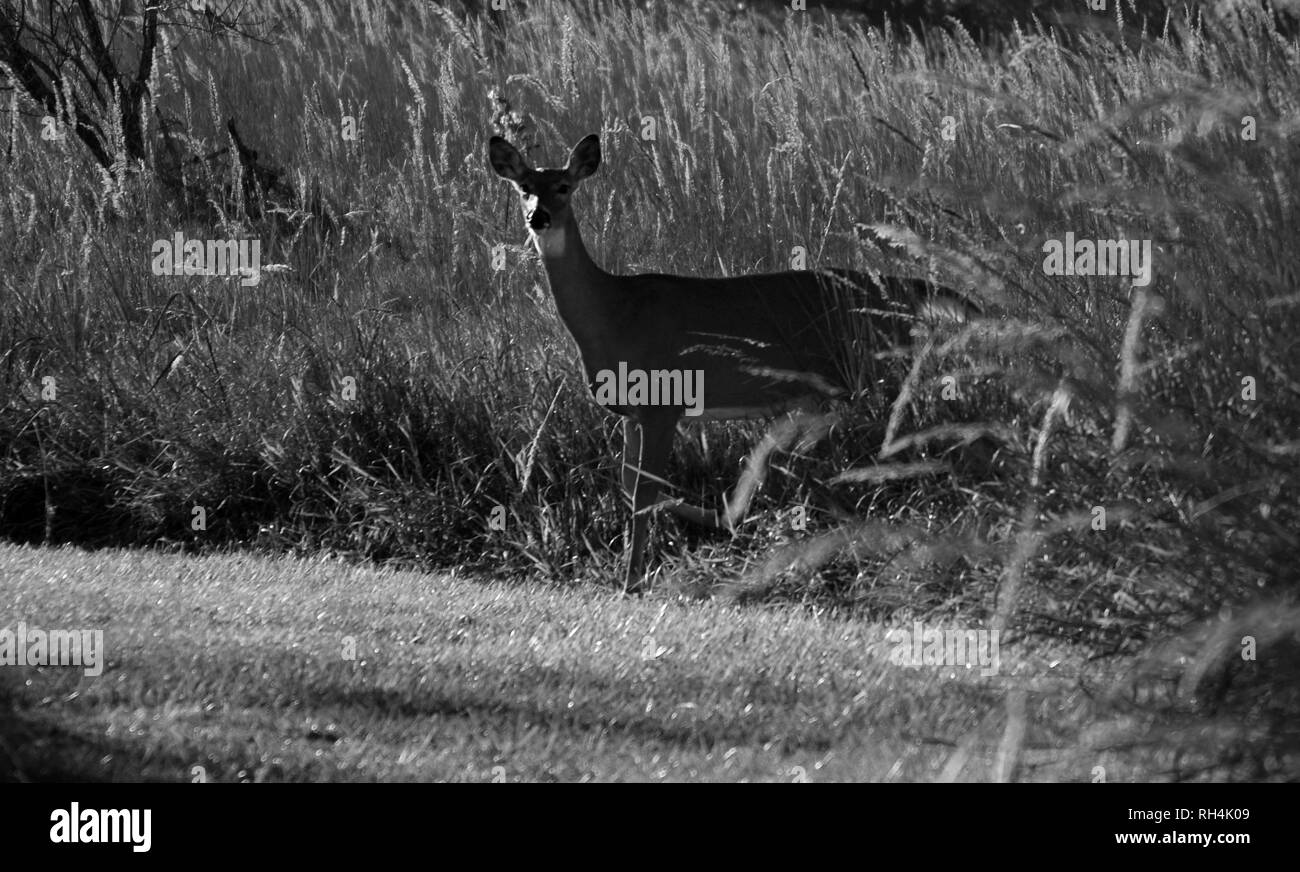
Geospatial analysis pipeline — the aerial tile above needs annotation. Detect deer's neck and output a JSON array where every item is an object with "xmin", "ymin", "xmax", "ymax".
[{"xmin": 535, "ymin": 213, "xmax": 611, "ymax": 361}]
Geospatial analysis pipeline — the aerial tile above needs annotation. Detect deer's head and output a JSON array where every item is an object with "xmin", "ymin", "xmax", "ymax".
[{"xmin": 489, "ymin": 134, "xmax": 601, "ymax": 248}]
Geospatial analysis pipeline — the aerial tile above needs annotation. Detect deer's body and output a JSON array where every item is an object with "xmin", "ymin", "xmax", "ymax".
[{"xmin": 490, "ymin": 133, "xmax": 976, "ymax": 589}]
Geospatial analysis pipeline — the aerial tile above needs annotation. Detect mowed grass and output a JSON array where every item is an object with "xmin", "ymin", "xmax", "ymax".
[
  {"xmin": 0, "ymin": 0, "xmax": 1297, "ymax": 781},
  {"xmin": 0, "ymin": 541, "xmax": 1162, "ymax": 783}
]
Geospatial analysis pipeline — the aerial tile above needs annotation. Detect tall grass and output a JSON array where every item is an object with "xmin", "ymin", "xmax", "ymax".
[{"xmin": 2, "ymin": 1, "xmax": 1297, "ymax": 759}]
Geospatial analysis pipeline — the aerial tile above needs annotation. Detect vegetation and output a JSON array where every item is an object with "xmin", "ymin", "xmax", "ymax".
[
  {"xmin": 0, "ymin": 542, "xmax": 1272, "ymax": 781},
  {"xmin": 1, "ymin": 0, "xmax": 1296, "ymax": 779}
]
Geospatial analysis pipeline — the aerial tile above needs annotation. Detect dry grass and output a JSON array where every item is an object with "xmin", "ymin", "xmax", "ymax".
[{"xmin": 1, "ymin": 0, "xmax": 1297, "ymax": 778}]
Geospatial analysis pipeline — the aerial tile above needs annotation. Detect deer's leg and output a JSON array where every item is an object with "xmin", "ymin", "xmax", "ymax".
[
  {"xmin": 621, "ymin": 413, "xmax": 677, "ymax": 591},
  {"xmin": 662, "ymin": 500, "xmax": 724, "ymax": 528},
  {"xmin": 651, "ymin": 424, "xmax": 789, "ymax": 534},
  {"xmin": 621, "ymin": 409, "xmax": 834, "ymax": 588},
  {"xmin": 664, "ymin": 409, "xmax": 838, "ymax": 532},
  {"xmin": 719, "ymin": 413, "xmax": 811, "ymax": 528}
]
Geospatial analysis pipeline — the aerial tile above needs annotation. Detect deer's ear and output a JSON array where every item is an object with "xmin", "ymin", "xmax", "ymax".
[
  {"xmin": 489, "ymin": 136, "xmax": 529, "ymax": 182},
  {"xmin": 565, "ymin": 134, "xmax": 601, "ymax": 181}
]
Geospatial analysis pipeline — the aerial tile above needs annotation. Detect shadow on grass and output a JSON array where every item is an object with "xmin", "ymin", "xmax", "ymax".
[{"xmin": 0, "ymin": 679, "xmax": 191, "ymax": 783}]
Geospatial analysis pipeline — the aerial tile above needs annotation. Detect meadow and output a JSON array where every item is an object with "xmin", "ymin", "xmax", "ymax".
[{"xmin": 1, "ymin": 0, "xmax": 1297, "ymax": 780}]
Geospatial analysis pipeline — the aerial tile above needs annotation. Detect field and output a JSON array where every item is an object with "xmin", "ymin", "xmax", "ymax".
[
  {"xmin": 0, "ymin": 541, "xmax": 1244, "ymax": 782},
  {"xmin": 1, "ymin": 0, "xmax": 1297, "ymax": 781}
]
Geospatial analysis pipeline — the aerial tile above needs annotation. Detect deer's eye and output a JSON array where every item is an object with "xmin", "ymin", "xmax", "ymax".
[{"xmin": 555, "ymin": 183, "xmax": 571, "ymax": 195}]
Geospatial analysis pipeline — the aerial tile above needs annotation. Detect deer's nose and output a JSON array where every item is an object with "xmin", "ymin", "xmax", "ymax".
[{"xmin": 528, "ymin": 208, "xmax": 551, "ymax": 230}]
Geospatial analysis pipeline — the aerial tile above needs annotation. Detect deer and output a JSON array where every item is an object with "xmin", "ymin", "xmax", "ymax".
[{"xmin": 489, "ymin": 132, "xmax": 978, "ymax": 591}]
